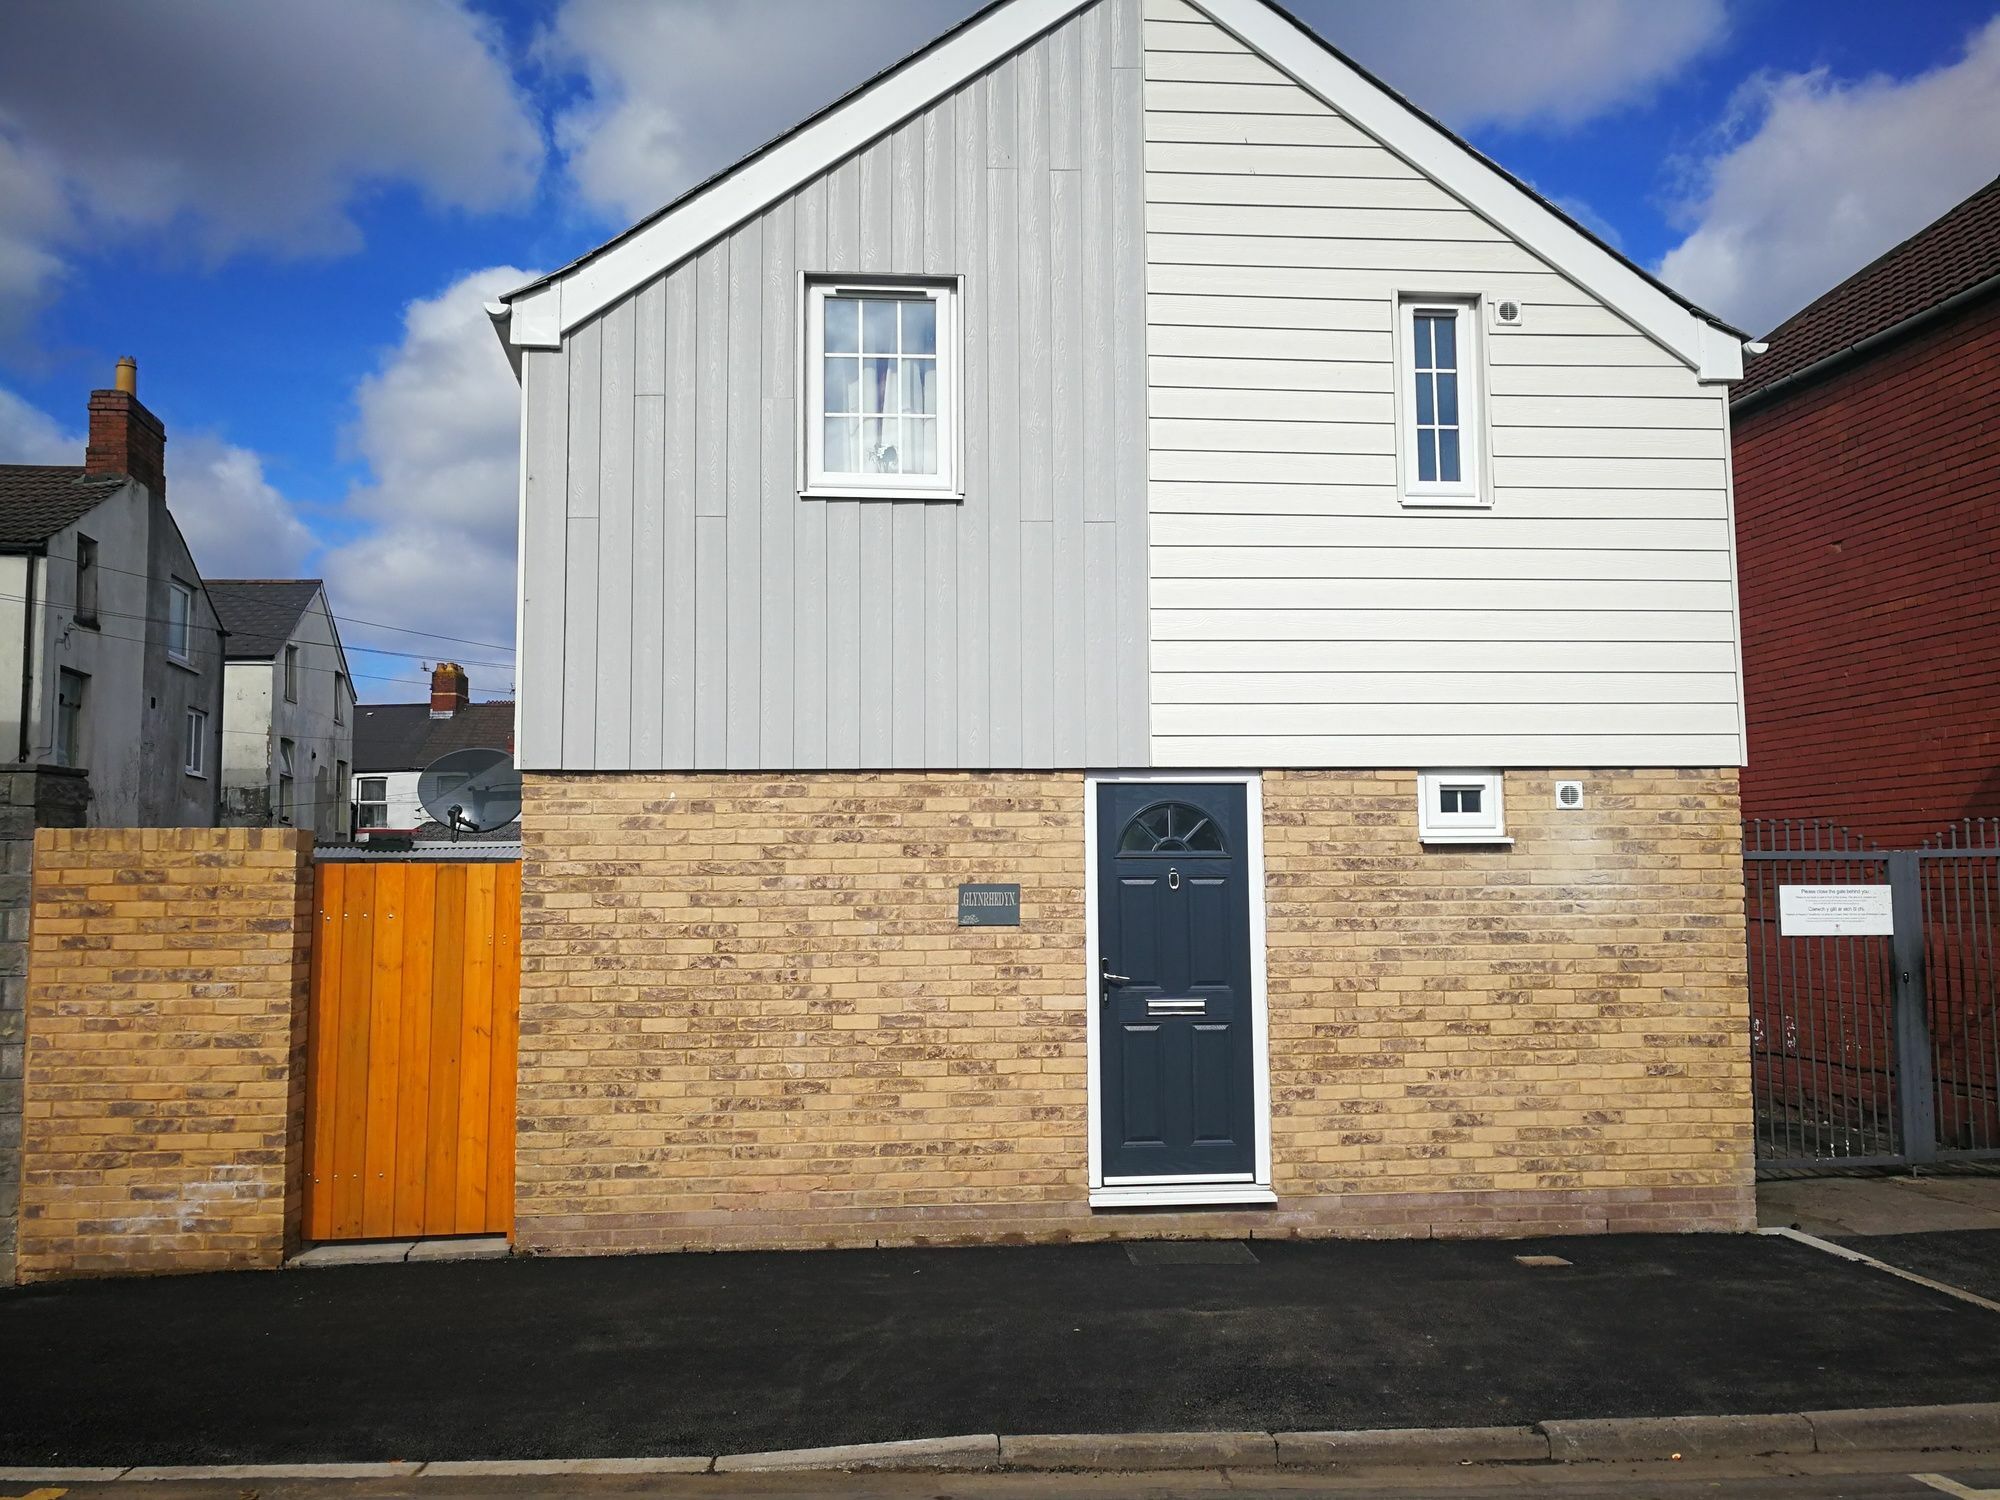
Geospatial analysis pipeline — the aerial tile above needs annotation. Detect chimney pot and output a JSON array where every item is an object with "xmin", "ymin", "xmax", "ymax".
[
  {"xmin": 430, "ymin": 661, "xmax": 470, "ymax": 718},
  {"xmin": 114, "ymin": 356, "xmax": 137, "ymax": 394}
]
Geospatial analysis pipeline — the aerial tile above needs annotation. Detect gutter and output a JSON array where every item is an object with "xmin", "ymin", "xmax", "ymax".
[{"xmin": 1734, "ymin": 268, "xmax": 2000, "ymax": 417}]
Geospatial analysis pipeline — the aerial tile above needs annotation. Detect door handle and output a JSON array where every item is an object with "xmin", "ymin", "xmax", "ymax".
[{"xmin": 1100, "ymin": 957, "xmax": 1130, "ymax": 1002}]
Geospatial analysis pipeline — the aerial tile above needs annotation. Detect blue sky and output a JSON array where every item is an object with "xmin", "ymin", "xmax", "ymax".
[{"xmin": 3, "ymin": 0, "xmax": 1997, "ymax": 702}]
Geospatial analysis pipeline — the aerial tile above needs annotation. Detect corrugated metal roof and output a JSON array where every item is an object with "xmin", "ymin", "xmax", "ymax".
[
  {"xmin": 0, "ymin": 466, "xmax": 124, "ymax": 545},
  {"xmin": 1735, "ymin": 175, "xmax": 2000, "ymax": 404}
]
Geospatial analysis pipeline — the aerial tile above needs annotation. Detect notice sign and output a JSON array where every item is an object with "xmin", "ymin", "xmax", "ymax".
[
  {"xmin": 958, "ymin": 883, "xmax": 1021, "ymax": 926},
  {"xmin": 1779, "ymin": 884, "xmax": 1895, "ymax": 937}
]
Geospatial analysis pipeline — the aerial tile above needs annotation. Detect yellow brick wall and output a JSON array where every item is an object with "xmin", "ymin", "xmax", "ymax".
[
  {"xmin": 519, "ymin": 769, "xmax": 1750, "ymax": 1252},
  {"xmin": 19, "ymin": 828, "xmax": 313, "ymax": 1281}
]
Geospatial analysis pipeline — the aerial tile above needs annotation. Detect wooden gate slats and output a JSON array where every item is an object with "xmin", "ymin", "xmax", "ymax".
[{"xmin": 304, "ymin": 861, "xmax": 520, "ymax": 1243}]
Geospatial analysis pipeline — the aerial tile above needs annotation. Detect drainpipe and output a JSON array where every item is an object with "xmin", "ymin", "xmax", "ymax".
[{"xmin": 16, "ymin": 552, "xmax": 37, "ymax": 764}]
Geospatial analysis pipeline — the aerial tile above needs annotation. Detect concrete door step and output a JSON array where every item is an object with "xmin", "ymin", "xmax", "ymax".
[{"xmin": 290, "ymin": 1236, "xmax": 511, "ymax": 1268}]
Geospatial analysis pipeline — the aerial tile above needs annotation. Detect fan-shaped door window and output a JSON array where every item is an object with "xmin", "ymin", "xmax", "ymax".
[{"xmin": 1119, "ymin": 801, "xmax": 1226, "ymax": 854}]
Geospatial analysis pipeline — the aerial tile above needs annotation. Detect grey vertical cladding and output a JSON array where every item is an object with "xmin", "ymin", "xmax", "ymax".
[{"xmin": 520, "ymin": 0, "xmax": 1151, "ymax": 771}]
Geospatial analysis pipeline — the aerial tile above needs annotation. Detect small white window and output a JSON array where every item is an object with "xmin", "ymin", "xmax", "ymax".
[
  {"xmin": 1418, "ymin": 770, "xmax": 1509, "ymax": 844},
  {"xmin": 167, "ymin": 580, "xmax": 194, "ymax": 663},
  {"xmin": 183, "ymin": 706, "xmax": 208, "ymax": 777},
  {"xmin": 355, "ymin": 775, "xmax": 389, "ymax": 830},
  {"xmin": 804, "ymin": 280, "xmax": 957, "ymax": 499},
  {"xmin": 1398, "ymin": 299, "xmax": 1484, "ymax": 506}
]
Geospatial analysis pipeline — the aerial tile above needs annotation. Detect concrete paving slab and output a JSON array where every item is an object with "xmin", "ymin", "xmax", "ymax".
[
  {"xmin": 1277, "ymin": 1426, "xmax": 1548, "ymax": 1466},
  {"xmin": 407, "ymin": 1236, "xmax": 512, "ymax": 1263},
  {"xmin": 422, "ymin": 1456, "xmax": 714, "ymax": 1475},
  {"xmin": 1540, "ymin": 1413, "xmax": 1815, "ymax": 1461},
  {"xmin": 1760, "ymin": 1177, "xmax": 2000, "ymax": 1237},
  {"xmin": 1808, "ymin": 1403, "xmax": 2000, "ymax": 1453},
  {"xmin": 715, "ymin": 1436, "xmax": 999, "ymax": 1472},
  {"xmin": 999, "ymin": 1432, "xmax": 1277, "ymax": 1470},
  {"xmin": 287, "ymin": 1242, "xmax": 414, "ymax": 1268}
]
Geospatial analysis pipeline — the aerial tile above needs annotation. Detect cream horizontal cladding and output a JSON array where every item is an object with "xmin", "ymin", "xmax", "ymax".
[
  {"xmin": 515, "ymin": 767, "xmax": 1751, "ymax": 1252},
  {"xmin": 1140, "ymin": 0, "xmax": 1746, "ymax": 770},
  {"xmin": 518, "ymin": 0, "xmax": 1153, "ymax": 775}
]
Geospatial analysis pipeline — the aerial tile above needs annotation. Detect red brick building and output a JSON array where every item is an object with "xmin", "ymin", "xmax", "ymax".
[{"xmin": 1733, "ymin": 176, "xmax": 2000, "ymax": 845}]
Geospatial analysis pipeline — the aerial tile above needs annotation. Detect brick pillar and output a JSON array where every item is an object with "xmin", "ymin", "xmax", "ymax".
[
  {"xmin": 0, "ymin": 767, "xmax": 88, "ymax": 1286},
  {"xmin": 19, "ymin": 827, "xmax": 313, "ymax": 1281}
]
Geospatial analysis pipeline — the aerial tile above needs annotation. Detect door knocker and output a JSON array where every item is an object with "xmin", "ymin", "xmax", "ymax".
[{"xmin": 1167, "ymin": 866, "xmax": 1180, "ymax": 891}]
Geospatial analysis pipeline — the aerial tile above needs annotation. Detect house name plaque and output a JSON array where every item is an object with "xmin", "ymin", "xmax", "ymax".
[{"xmin": 957, "ymin": 883, "xmax": 1021, "ymax": 926}]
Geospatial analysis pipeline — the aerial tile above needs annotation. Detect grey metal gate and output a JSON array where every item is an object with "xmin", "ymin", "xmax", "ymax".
[{"xmin": 1747, "ymin": 817, "xmax": 2000, "ymax": 1171}]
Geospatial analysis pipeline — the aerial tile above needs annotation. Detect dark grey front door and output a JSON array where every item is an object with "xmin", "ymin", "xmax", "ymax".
[{"xmin": 1097, "ymin": 782, "xmax": 1257, "ymax": 1180}]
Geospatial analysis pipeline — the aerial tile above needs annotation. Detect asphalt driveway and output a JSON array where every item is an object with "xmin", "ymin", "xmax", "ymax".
[{"xmin": 2, "ymin": 1230, "xmax": 1997, "ymax": 1468}]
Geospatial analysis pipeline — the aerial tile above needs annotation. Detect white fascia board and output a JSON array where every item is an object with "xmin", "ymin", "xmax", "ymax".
[
  {"xmin": 507, "ymin": 0, "xmax": 1094, "ymax": 346},
  {"xmin": 1193, "ymin": 0, "xmax": 1743, "ymax": 381}
]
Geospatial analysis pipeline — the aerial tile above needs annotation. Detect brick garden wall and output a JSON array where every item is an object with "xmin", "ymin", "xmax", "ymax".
[
  {"xmin": 517, "ymin": 769, "xmax": 1750, "ymax": 1253},
  {"xmin": 18, "ymin": 828, "xmax": 313, "ymax": 1281}
]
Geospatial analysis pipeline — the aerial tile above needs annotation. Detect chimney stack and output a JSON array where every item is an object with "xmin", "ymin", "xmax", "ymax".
[
  {"xmin": 430, "ymin": 661, "xmax": 471, "ymax": 718},
  {"xmin": 84, "ymin": 356, "xmax": 167, "ymax": 499}
]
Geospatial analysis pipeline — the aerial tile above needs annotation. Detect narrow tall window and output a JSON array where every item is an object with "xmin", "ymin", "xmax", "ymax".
[
  {"xmin": 277, "ymin": 737, "xmax": 296, "ymax": 824},
  {"xmin": 805, "ymin": 281, "xmax": 957, "ymax": 498},
  {"xmin": 74, "ymin": 536, "xmax": 98, "ymax": 627},
  {"xmin": 334, "ymin": 672, "xmax": 346, "ymax": 724},
  {"xmin": 183, "ymin": 706, "xmax": 207, "ymax": 777},
  {"xmin": 1399, "ymin": 300, "xmax": 1482, "ymax": 505},
  {"xmin": 335, "ymin": 760, "xmax": 350, "ymax": 835},
  {"xmin": 167, "ymin": 580, "xmax": 193, "ymax": 663},
  {"xmin": 55, "ymin": 669, "xmax": 87, "ymax": 768},
  {"xmin": 284, "ymin": 644, "xmax": 299, "ymax": 703}
]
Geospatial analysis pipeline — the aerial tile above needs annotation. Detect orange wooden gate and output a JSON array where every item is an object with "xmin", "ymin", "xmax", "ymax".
[{"xmin": 304, "ymin": 860, "xmax": 521, "ymax": 1242}]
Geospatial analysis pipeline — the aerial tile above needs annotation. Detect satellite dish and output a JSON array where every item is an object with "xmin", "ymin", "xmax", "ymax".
[{"xmin": 417, "ymin": 747, "xmax": 522, "ymax": 838}]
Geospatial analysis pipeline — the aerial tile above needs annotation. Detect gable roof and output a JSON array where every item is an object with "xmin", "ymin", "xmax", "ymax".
[
  {"xmin": 0, "ymin": 466, "xmax": 125, "ymax": 546},
  {"xmin": 207, "ymin": 579, "xmax": 324, "ymax": 660},
  {"xmin": 1734, "ymin": 174, "xmax": 2000, "ymax": 408},
  {"xmin": 352, "ymin": 699, "xmax": 516, "ymax": 774},
  {"xmin": 492, "ymin": 0, "xmax": 1746, "ymax": 380}
]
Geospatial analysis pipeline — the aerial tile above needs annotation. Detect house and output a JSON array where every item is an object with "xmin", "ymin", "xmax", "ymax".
[
  {"xmin": 0, "ymin": 360, "xmax": 224, "ymax": 827},
  {"xmin": 212, "ymin": 579, "xmax": 356, "ymax": 838},
  {"xmin": 487, "ymin": 0, "xmax": 1755, "ymax": 1255},
  {"xmin": 350, "ymin": 662, "xmax": 515, "ymax": 838},
  {"xmin": 1732, "ymin": 175, "xmax": 2000, "ymax": 846}
]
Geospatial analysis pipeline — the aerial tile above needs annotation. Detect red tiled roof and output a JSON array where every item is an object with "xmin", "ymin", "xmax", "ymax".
[{"xmin": 1734, "ymin": 175, "xmax": 2000, "ymax": 404}]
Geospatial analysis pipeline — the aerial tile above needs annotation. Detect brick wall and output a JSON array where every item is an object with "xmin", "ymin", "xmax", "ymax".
[
  {"xmin": 1733, "ymin": 293, "xmax": 2000, "ymax": 843},
  {"xmin": 19, "ymin": 828, "xmax": 313, "ymax": 1281},
  {"xmin": 518, "ymin": 769, "xmax": 1749, "ymax": 1253}
]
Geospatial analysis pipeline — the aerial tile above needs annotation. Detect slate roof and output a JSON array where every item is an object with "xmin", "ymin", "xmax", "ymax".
[
  {"xmin": 1735, "ymin": 175, "xmax": 2000, "ymax": 405},
  {"xmin": 207, "ymin": 579, "xmax": 323, "ymax": 659},
  {"xmin": 0, "ymin": 466, "xmax": 125, "ymax": 545},
  {"xmin": 352, "ymin": 700, "xmax": 516, "ymax": 773}
]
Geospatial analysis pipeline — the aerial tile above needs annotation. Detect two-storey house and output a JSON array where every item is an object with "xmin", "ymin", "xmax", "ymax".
[{"xmin": 489, "ymin": 0, "xmax": 1756, "ymax": 1254}]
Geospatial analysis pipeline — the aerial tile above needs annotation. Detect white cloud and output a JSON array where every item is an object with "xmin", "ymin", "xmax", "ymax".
[
  {"xmin": 321, "ymin": 267, "xmax": 529, "ymax": 679},
  {"xmin": 0, "ymin": 0, "xmax": 541, "ymax": 327},
  {"xmin": 1295, "ymin": 0, "xmax": 1727, "ymax": 132},
  {"xmin": 543, "ymin": 0, "xmax": 982, "ymax": 224},
  {"xmin": 170, "ymin": 435, "xmax": 318, "ymax": 580},
  {"xmin": 0, "ymin": 384, "xmax": 81, "ymax": 464},
  {"xmin": 1659, "ymin": 16, "xmax": 2000, "ymax": 334}
]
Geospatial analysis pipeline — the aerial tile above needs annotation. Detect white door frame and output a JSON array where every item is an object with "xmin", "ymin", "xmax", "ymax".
[{"xmin": 1083, "ymin": 771, "xmax": 1275, "ymax": 1209}]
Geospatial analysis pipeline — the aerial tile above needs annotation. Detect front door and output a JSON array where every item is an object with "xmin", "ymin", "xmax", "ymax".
[{"xmin": 1096, "ymin": 781, "xmax": 1257, "ymax": 1181}]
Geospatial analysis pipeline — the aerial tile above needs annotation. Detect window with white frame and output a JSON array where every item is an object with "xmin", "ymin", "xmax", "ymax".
[
  {"xmin": 1417, "ymin": 770, "xmax": 1508, "ymax": 844},
  {"xmin": 1398, "ymin": 299, "xmax": 1483, "ymax": 505},
  {"xmin": 183, "ymin": 706, "xmax": 207, "ymax": 777},
  {"xmin": 277, "ymin": 738, "xmax": 296, "ymax": 824},
  {"xmin": 355, "ymin": 776, "xmax": 389, "ymax": 830},
  {"xmin": 167, "ymin": 580, "xmax": 194, "ymax": 663},
  {"xmin": 804, "ymin": 280, "xmax": 956, "ymax": 497}
]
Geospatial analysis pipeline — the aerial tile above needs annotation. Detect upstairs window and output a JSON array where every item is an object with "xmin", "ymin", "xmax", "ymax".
[
  {"xmin": 284, "ymin": 644, "xmax": 299, "ymax": 703},
  {"xmin": 356, "ymin": 776, "xmax": 389, "ymax": 830},
  {"xmin": 167, "ymin": 580, "xmax": 194, "ymax": 663},
  {"xmin": 804, "ymin": 281, "xmax": 957, "ymax": 499},
  {"xmin": 74, "ymin": 536, "xmax": 99, "ymax": 627},
  {"xmin": 1399, "ymin": 299, "xmax": 1483, "ymax": 506}
]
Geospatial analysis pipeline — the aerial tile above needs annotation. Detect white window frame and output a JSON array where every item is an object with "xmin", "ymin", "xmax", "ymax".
[
  {"xmin": 183, "ymin": 706, "xmax": 208, "ymax": 778},
  {"xmin": 1396, "ymin": 297, "xmax": 1486, "ymax": 508},
  {"xmin": 1417, "ymin": 770, "xmax": 1510, "ymax": 845},
  {"xmin": 167, "ymin": 580, "xmax": 194, "ymax": 664},
  {"xmin": 355, "ymin": 776, "xmax": 390, "ymax": 830},
  {"xmin": 801, "ymin": 278, "xmax": 960, "ymax": 501}
]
